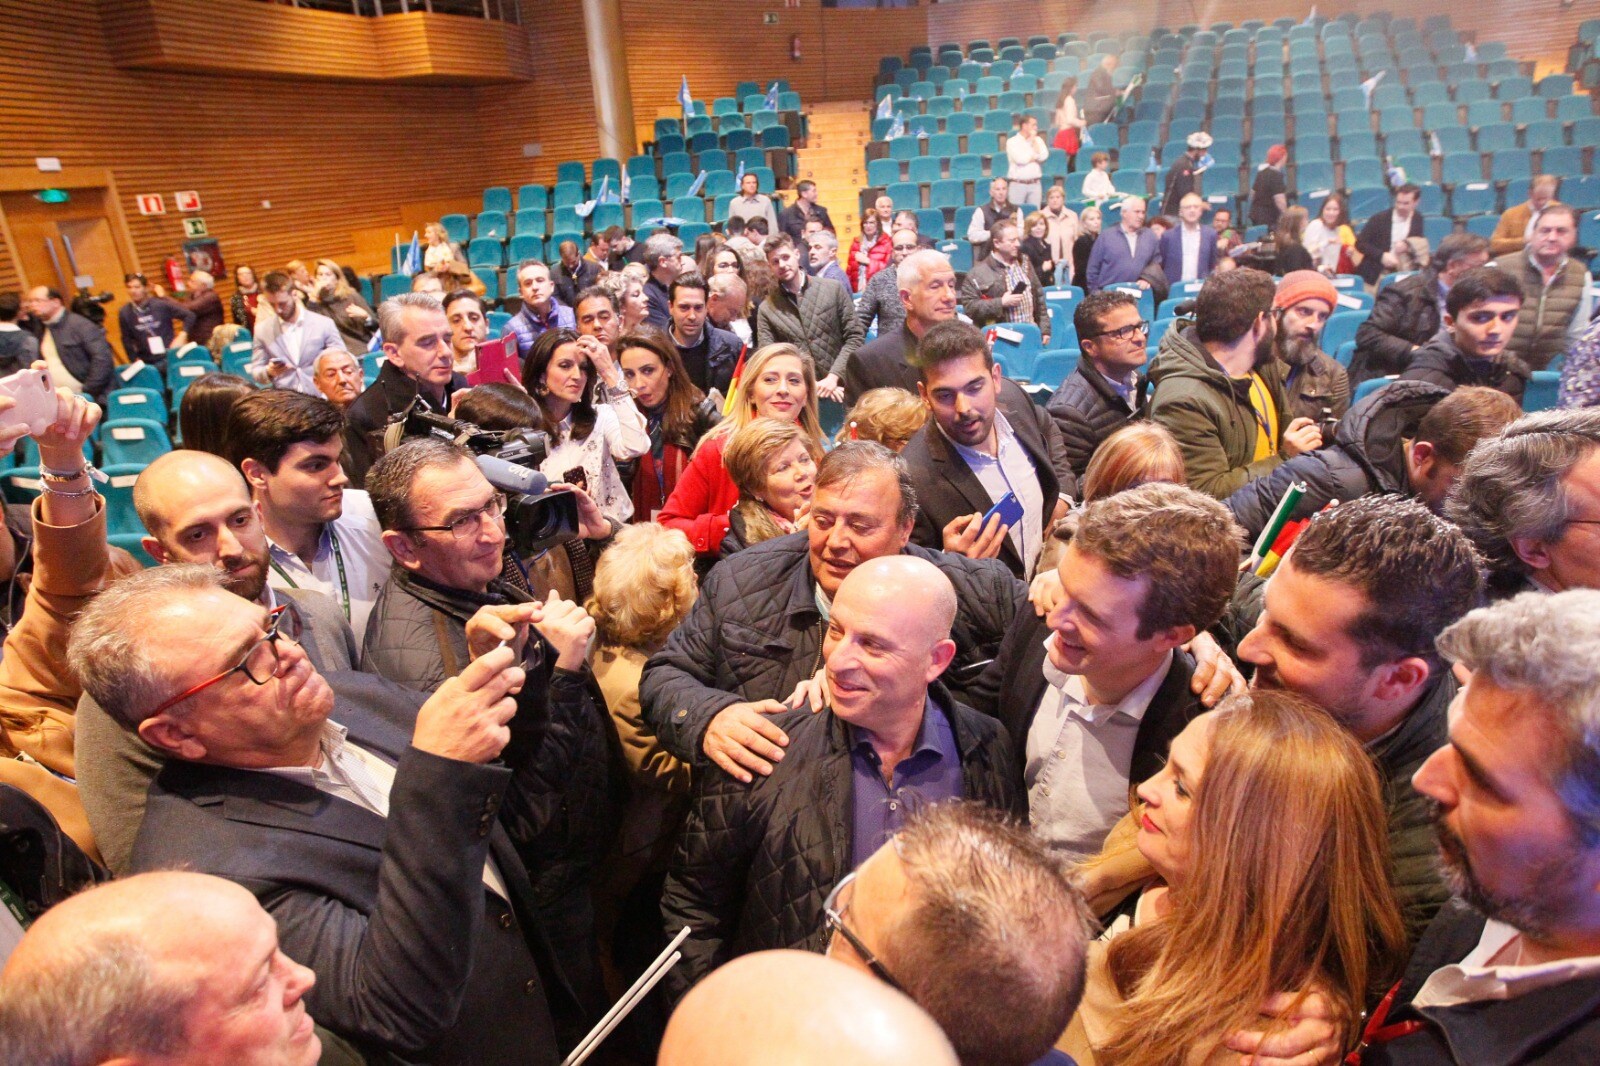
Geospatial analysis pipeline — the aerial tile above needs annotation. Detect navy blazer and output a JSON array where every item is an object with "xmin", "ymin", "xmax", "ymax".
[
  {"xmin": 1158, "ymin": 224, "xmax": 1219, "ymax": 286},
  {"xmin": 1086, "ymin": 226, "xmax": 1162, "ymax": 291},
  {"xmin": 128, "ymin": 670, "xmax": 580, "ymax": 1066}
]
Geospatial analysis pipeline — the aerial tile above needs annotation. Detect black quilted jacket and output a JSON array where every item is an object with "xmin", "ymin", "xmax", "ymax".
[
  {"xmin": 639, "ymin": 533, "xmax": 1026, "ymax": 765},
  {"xmin": 1045, "ymin": 362, "xmax": 1149, "ymax": 479},
  {"xmin": 659, "ymin": 688, "xmax": 1023, "ymax": 998}
]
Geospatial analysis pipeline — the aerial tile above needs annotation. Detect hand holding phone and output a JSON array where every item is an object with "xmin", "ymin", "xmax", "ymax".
[
  {"xmin": 0, "ymin": 368, "xmax": 60, "ymax": 440},
  {"xmin": 1009, "ymin": 279, "xmax": 1028, "ymax": 295},
  {"xmin": 981, "ymin": 490, "xmax": 1025, "ymax": 531}
]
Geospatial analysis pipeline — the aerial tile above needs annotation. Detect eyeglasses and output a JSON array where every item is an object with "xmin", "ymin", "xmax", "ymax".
[
  {"xmin": 144, "ymin": 605, "xmax": 303, "ymax": 719},
  {"xmin": 403, "ymin": 493, "xmax": 507, "ymax": 540},
  {"xmin": 823, "ymin": 871, "xmax": 903, "ymax": 992},
  {"xmin": 1081, "ymin": 320, "xmax": 1151, "ymax": 342}
]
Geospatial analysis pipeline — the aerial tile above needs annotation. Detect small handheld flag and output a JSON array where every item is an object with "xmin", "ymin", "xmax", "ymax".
[
  {"xmin": 1463, "ymin": 42, "xmax": 1477, "ymax": 62},
  {"xmin": 619, "ymin": 169, "xmax": 631, "ymax": 203},
  {"xmin": 1303, "ymin": 5, "xmax": 1317, "ymax": 26},
  {"xmin": 686, "ymin": 170, "xmax": 708, "ymax": 197},
  {"xmin": 1429, "ymin": 131, "xmax": 1443, "ymax": 157},
  {"xmin": 1145, "ymin": 150, "xmax": 1160, "ymax": 174},
  {"xmin": 1246, "ymin": 481, "xmax": 1307, "ymax": 572},
  {"xmin": 764, "ymin": 82, "xmax": 781, "ymax": 111},
  {"xmin": 876, "ymin": 94, "xmax": 894, "ymax": 120},
  {"xmin": 575, "ymin": 176, "xmax": 608, "ymax": 218},
  {"xmin": 888, "ymin": 113, "xmax": 906, "ymax": 139},
  {"xmin": 1359, "ymin": 70, "xmax": 1385, "ymax": 109},
  {"xmin": 1195, "ymin": 152, "xmax": 1215, "ymax": 174},
  {"xmin": 402, "ymin": 231, "xmax": 422, "ymax": 276},
  {"xmin": 722, "ymin": 345, "xmax": 749, "ymax": 416},
  {"xmin": 735, "ymin": 159, "xmax": 746, "ymax": 185},
  {"xmin": 678, "ymin": 75, "xmax": 694, "ymax": 120}
]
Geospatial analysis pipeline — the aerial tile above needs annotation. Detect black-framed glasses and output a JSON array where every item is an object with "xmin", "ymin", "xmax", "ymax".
[
  {"xmin": 1081, "ymin": 320, "xmax": 1150, "ymax": 343},
  {"xmin": 144, "ymin": 605, "xmax": 303, "ymax": 718},
  {"xmin": 404, "ymin": 493, "xmax": 507, "ymax": 540},
  {"xmin": 823, "ymin": 871, "xmax": 903, "ymax": 992}
]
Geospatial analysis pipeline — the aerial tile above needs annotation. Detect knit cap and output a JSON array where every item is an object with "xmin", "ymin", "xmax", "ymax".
[{"xmin": 1274, "ymin": 270, "xmax": 1339, "ymax": 311}]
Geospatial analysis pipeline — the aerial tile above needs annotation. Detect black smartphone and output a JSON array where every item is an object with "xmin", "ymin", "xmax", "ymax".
[
  {"xmin": 1009, "ymin": 280, "xmax": 1028, "ymax": 294},
  {"xmin": 563, "ymin": 466, "xmax": 588, "ymax": 492}
]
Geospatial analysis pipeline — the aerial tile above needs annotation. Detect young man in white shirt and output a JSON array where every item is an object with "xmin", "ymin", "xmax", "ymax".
[
  {"xmin": 1368, "ymin": 590, "xmax": 1600, "ymax": 1063},
  {"xmin": 227, "ymin": 388, "xmax": 391, "ymax": 640},
  {"xmin": 990, "ymin": 483, "xmax": 1240, "ymax": 860}
]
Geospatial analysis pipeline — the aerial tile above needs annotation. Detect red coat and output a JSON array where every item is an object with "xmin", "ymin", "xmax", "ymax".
[
  {"xmin": 657, "ymin": 432, "xmax": 738, "ymax": 555},
  {"xmin": 847, "ymin": 232, "xmax": 892, "ymax": 292}
]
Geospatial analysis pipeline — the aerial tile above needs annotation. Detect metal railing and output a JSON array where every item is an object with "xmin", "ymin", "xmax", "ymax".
[{"xmin": 261, "ymin": 0, "xmax": 521, "ymax": 23}]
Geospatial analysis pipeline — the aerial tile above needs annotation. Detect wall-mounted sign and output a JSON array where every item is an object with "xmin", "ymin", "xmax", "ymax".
[
  {"xmin": 763, "ymin": 12, "xmax": 778, "ymax": 24},
  {"xmin": 136, "ymin": 193, "xmax": 166, "ymax": 216},
  {"xmin": 182, "ymin": 217, "xmax": 209, "ymax": 238},
  {"xmin": 34, "ymin": 189, "xmax": 69, "ymax": 204},
  {"xmin": 175, "ymin": 190, "xmax": 202, "ymax": 212}
]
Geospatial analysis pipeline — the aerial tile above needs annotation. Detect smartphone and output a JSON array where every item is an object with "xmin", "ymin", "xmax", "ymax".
[
  {"xmin": 0, "ymin": 367, "xmax": 58, "ymax": 438},
  {"xmin": 563, "ymin": 466, "xmax": 588, "ymax": 493},
  {"xmin": 980, "ymin": 491, "xmax": 1024, "ymax": 531},
  {"xmin": 468, "ymin": 336, "xmax": 520, "ymax": 387},
  {"xmin": 1009, "ymin": 279, "xmax": 1028, "ymax": 295}
]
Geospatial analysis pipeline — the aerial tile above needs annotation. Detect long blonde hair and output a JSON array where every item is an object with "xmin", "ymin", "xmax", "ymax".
[
  {"xmin": 314, "ymin": 258, "xmax": 356, "ymax": 301},
  {"xmin": 1099, "ymin": 692, "xmax": 1408, "ymax": 1064},
  {"xmin": 703, "ymin": 343, "xmax": 823, "ymax": 450}
]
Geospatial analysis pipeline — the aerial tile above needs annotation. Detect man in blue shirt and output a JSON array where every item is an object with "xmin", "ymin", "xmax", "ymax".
[{"xmin": 659, "ymin": 555, "xmax": 1020, "ymax": 998}]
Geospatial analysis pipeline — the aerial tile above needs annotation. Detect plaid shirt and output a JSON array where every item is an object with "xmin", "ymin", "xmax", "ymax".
[{"xmin": 1003, "ymin": 261, "xmax": 1034, "ymax": 326}]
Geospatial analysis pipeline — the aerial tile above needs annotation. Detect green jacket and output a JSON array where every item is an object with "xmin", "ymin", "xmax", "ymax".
[{"xmin": 1148, "ymin": 321, "xmax": 1291, "ymax": 499}]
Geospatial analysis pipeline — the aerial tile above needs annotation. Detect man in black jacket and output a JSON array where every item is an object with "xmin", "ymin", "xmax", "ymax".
[
  {"xmin": 903, "ymin": 320, "xmax": 1075, "ymax": 580},
  {"xmin": 1047, "ymin": 290, "xmax": 1150, "ymax": 478},
  {"xmin": 1236, "ymin": 496, "xmax": 1484, "ymax": 936},
  {"xmin": 344, "ymin": 293, "xmax": 468, "ymax": 488},
  {"xmin": 973, "ymin": 483, "xmax": 1239, "ymax": 861},
  {"xmin": 659, "ymin": 555, "xmax": 1021, "ymax": 997},
  {"xmin": 957, "ymin": 218, "xmax": 1049, "ymax": 337},
  {"xmin": 1350, "ymin": 234, "xmax": 1490, "ymax": 386},
  {"xmin": 844, "ymin": 248, "xmax": 956, "ymax": 406},
  {"xmin": 1399, "ymin": 266, "xmax": 1530, "ymax": 403},
  {"xmin": 1367, "ymin": 590, "xmax": 1600, "ymax": 1065},
  {"xmin": 360, "ymin": 437, "xmax": 616, "ymax": 1046},
  {"xmin": 1354, "ymin": 184, "xmax": 1427, "ymax": 286},
  {"xmin": 640, "ymin": 442, "xmax": 1024, "ymax": 783},
  {"xmin": 1225, "ymin": 381, "xmax": 1521, "ymax": 541},
  {"xmin": 23, "ymin": 286, "xmax": 115, "ymax": 401},
  {"xmin": 68, "ymin": 564, "xmax": 582, "ymax": 1066},
  {"xmin": 668, "ymin": 272, "xmax": 741, "ymax": 397}
]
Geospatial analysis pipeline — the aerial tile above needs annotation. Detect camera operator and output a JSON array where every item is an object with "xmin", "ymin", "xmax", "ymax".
[
  {"xmin": 358, "ymin": 435, "xmax": 616, "ymax": 1044},
  {"xmin": 344, "ymin": 293, "xmax": 468, "ymax": 488}
]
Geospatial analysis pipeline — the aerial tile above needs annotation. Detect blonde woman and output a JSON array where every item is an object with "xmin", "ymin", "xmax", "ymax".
[
  {"xmin": 721, "ymin": 418, "xmax": 822, "ymax": 557},
  {"xmin": 1080, "ymin": 421, "xmax": 1186, "ymax": 502},
  {"xmin": 658, "ymin": 343, "xmax": 823, "ymax": 556},
  {"xmin": 600, "ymin": 267, "xmax": 651, "ymax": 332},
  {"xmin": 308, "ymin": 257, "xmax": 375, "ymax": 351},
  {"xmin": 588, "ymin": 522, "xmax": 698, "ymax": 907},
  {"xmin": 835, "ymin": 387, "xmax": 927, "ymax": 451},
  {"xmin": 1062, "ymin": 690, "xmax": 1409, "ymax": 1065}
]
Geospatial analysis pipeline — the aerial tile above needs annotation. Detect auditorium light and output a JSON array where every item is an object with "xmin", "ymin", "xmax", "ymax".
[{"xmin": 34, "ymin": 189, "xmax": 69, "ymax": 204}]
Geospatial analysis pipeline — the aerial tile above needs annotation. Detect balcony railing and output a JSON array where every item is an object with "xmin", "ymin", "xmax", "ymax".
[{"xmin": 262, "ymin": 0, "xmax": 521, "ymax": 23}]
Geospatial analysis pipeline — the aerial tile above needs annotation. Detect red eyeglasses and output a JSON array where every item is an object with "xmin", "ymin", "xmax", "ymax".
[{"xmin": 143, "ymin": 605, "xmax": 302, "ymax": 719}]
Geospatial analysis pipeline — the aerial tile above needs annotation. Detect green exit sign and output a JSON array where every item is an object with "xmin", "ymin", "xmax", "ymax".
[{"xmin": 183, "ymin": 217, "xmax": 208, "ymax": 238}]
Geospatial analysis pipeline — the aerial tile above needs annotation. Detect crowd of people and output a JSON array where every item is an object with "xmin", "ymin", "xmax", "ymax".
[{"xmin": 1, "ymin": 83, "xmax": 1600, "ymax": 1066}]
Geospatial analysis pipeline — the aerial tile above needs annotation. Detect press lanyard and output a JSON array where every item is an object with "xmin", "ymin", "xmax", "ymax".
[
  {"xmin": 1248, "ymin": 375, "xmax": 1277, "ymax": 456},
  {"xmin": 270, "ymin": 526, "xmax": 351, "ymax": 621}
]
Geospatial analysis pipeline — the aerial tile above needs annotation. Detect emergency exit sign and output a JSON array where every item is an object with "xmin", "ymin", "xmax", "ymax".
[{"xmin": 183, "ymin": 217, "xmax": 209, "ymax": 238}]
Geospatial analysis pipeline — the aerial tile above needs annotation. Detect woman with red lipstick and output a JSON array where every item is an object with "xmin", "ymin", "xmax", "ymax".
[
  {"xmin": 523, "ymin": 328, "xmax": 650, "ymax": 528},
  {"xmin": 658, "ymin": 343, "xmax": 824, "ymax": 558},
  {"xmin": 1060, "ymin": 691, "xmax": 1408, "ymax": 1065},
  {"xmin": 719, "ymin": 418, "xmax": 822, "ymax": 557}
]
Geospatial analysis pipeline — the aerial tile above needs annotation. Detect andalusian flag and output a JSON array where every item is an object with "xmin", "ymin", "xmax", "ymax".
[
  {"xmin": 1246, "ymin": 481, "xmax": 1307, "ymax": 574},
  {"xmin": 722, "ymin": 345, "xmax": 749, "ymax": 416}
]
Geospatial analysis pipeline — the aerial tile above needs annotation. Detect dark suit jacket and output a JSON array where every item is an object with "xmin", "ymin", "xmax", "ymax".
[
  {"xmin": 842, "ymin": 324, "xmax": 922, "ymax": 406},
  {"xmin": 1355, "ymin": 209, "xmax": 1427, "ymax": 284},
  {"xmin": 903, "ymin": 377, "xmax": 1077, "ymax": 579},
  {"xmin": 127, "ymin": 671, "xmax": 583, "ymax": 1066},
  {"xmin": 1158, "ymin": 224, "xmax": 1219, "ymax": 285},
  {"xmin": 343, "ymin": 361, "xmax": 469, "ymax": 488},
  {"xmin": 968, "ymin": 609, "xmax": 1203, "ymax": 788}
]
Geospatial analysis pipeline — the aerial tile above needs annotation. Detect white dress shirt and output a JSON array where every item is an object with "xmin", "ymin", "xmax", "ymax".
[
  {"xmin": 1390, "ymin": 211, "xmax": 1413, "ymax": 251},
  {"xmin": 1414, "ymin": 919, "xmax": 1600, "ymax": 1009},
  {"xmin": 1026, "ymin": 647, "xmax": 1174, "ymax": 860},
  {"xmin": 1179, "ymin": 224, "xmax": 1203, "ymax": 281},
  {"xmin": 265, "ymin": 721, "xmax": 509, "ymax": 900},
  {"xmin": 945, "ymin": 411, "xmax": 1045, "ymax": 578},
  {"xmin": 265, "ymin": 489, "xmax": 392, "ymax": 641}
]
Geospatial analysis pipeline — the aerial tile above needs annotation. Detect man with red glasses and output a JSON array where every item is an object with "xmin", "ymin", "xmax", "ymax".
[
  {"xmin": 67, "ymin": 558, "xmax": 594, "ymax": 1066},
  {"xmin": 78, "ymin": 448, "xmax": 361, "ymax": 874}
]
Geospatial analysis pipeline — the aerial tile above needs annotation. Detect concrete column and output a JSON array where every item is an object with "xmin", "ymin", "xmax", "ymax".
[{"xmin": 582, "ymin": 0, "xmax": 637, "ymax": 161}]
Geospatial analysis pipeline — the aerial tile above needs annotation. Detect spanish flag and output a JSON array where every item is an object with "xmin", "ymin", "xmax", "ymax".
[{"xmin": 721, "ymin": 345, "xmax": 748, "ymax": 416}]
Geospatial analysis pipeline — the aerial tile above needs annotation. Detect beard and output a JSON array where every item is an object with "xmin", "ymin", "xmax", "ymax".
[
  {"xmin": 1430, "ymin": 801, "xmax": 1586, "ymax": 940},
  {"xmin": 220, "ymin": 558, "xmax": 268, "ymax": 604},
  {"xmin": 1275, "ymin": 332, "xmax": 1323, "ymax": 368}
]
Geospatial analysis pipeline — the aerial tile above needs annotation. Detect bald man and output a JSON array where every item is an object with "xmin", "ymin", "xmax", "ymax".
[
  {"xmin": 660, "ymin": 556, "xmax": 1021, "ymax": 998},
  {"xmin": 660, "ymin": 950, "xmax": 958, "ymax": 1066},
  {"xmin": 0, "ymin": 871, "xmax": 361, "ymax": 1065},
  {"xmin": 80, "ymin": 449, "xmax": 359, "ymax": 873}
]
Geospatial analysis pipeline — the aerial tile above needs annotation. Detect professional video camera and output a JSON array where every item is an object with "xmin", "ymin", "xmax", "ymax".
[
  {"xmin": 70, "ymin": 288, "xmax": 114, "ymax": 329},
  {"xmin": 382, "ymin": 400, "xmax": 580, "ymax": 556}
]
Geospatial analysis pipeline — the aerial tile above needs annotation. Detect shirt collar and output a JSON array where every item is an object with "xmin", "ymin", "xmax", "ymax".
[
  {"xmin": 848, "ymin": 694, "xmax": 953, "ymax": 763},
  {"xmin": 943, "ymin": 409, "xmax": 1014, "ymax": 463},
  {"xmin": 261, "ymin": 720, "xmax": 350, "ymax": 776},
  {"xmin": 1040, "ymin": 641, "xmax": 1172, "ymax": 726},
  {"xmin": 266, "ymin": 523, "xmax": 332, "ymax": 567}
]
